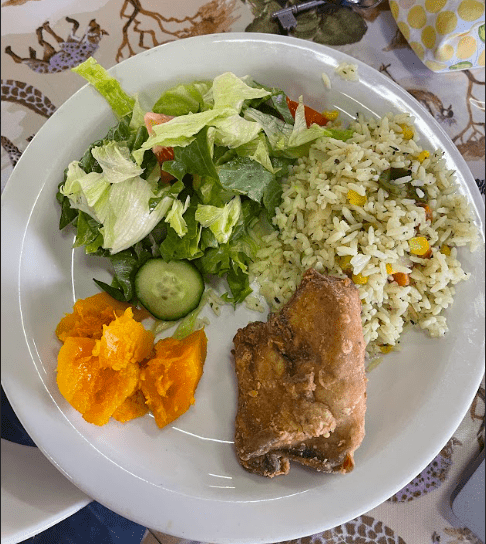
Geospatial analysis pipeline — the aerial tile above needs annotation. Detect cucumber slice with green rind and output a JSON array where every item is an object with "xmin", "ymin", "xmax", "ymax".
[{"xmin": 135, "ymin": 259, "xmax": 204, "ymax": 321}]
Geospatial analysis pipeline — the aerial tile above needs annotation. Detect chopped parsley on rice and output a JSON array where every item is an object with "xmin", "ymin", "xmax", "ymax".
[{"xmin": 249, "ymin": 112, "xmax": 479, "ymax": 360}]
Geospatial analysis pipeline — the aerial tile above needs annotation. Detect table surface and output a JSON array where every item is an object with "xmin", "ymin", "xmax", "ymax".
[{"xmin": 1, "ymin": 1, "xmax": 484, "ymax": 543}]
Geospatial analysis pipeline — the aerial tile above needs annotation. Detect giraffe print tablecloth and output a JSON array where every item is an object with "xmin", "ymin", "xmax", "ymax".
[{"xmin": 1, "ymin": 1, "xmax": 484, "ymax": 543}]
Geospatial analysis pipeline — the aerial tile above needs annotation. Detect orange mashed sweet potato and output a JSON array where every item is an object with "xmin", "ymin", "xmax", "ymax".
[
  {"xmin": 92, "ymin": 307, "xmax": 155, "ymax": 371},
  {"xmin": 55, "ymin": 293, "xmax": 207, "ymax": 428},
  {"xmin": 56, "ymin": 292, "xmax": 149, "ymax": 341},
  {"xmin": 140, "ymin": 329, "xmax": 207, "ymax": 428}
]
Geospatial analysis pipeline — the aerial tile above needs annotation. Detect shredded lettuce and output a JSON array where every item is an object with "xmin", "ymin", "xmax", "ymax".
[
  {"xmin": 165, "ymin": 195, "xmax": 190, "ymax": 237},
  {"xmin": 64, "ymin": 60, "xmax": 355, "ymax": 308},
  {"xmin": 210, "ymin": 114, "xmax": 263, "ymax": 149},
  {"xmin": 60, "ymin": 152, "xmax": 180, "ymax": 253},
  {"xmin": 133, "ymin": 73, "xmax": 274, "ymax": 166},
  {"xmin": 152, "ymin": 80, "xmax": 213, "ymax": 116},
  {"xmin": 234, "ymin": 133, "xmax": 275, "ymax": 174},
  {"xmin": 195, "ymin": 196, "xmax": 242, "ymax": 244},
  {"xmin": 60, "ymin": 162, "xmax": 110, "ymax": 223},
  {"xmin": 72, "ymin": 57, "xmax": 135, "ymax": 118},
  {"xmin": 210, "ymin": 72, "xmax": 271, "ymax": 112},
  {"xmin": 91, "ymin": 141, "xmax": 143, "ymax": 184},
  {"xmin": 100, "ymin": 178, "xmax": 176, "ymax": 254},
  {"xmin": 132, "ymin": 107, "xmax": 235, "ymax": 165},
  {"xmin": 129, "ymin": 94, "xmax": 148, "ymax": 131}
]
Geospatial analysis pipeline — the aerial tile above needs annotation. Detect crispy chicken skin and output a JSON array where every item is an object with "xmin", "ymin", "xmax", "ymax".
[{"xmin": 232, "ymin": 269, "xmax": 366, "ymax": 477}]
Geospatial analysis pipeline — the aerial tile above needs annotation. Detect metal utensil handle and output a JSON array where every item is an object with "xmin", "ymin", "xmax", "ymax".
[{"xmin": 288, "ymin": 0, "xmax": 328, "ymax": 14}]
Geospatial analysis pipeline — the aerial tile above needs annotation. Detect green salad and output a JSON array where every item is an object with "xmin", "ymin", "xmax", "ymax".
[{"xmin": 57, "ymin": 57, "xmax": 352, "ymax": 325}]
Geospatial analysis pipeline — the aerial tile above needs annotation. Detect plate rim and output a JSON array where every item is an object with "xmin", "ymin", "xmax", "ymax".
[{"xmin": 1, "ymin": 439, "xmax": 91, "ymax": 544}]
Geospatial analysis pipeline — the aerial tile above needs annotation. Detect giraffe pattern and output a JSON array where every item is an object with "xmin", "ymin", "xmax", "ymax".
[
  {"xmin": 476, "ymin": 179, "xmax": 485, "ymax": 195},
  {"xmin": 451, "ymin": 70, "xmax": 485, "ymax": 161},
  {"xmin": 1, "ymin": 81, "xmax": 57, "ymax": 170},
  {"xmin": 378, "ymin": 63, "xmax": 484, "ymax": 163},
  {"xmin": 432, "ymin": 526, "xmax": 483, "ymax": 543},
  {"xmin": 469, "ymin": 384, "xmax": 485, "ymax": 449},
  {"xmin": 116, "ymin": 0, "xmax": 239, "ymax": 62},
  {"xmin": 379, "ymin": 63, "xmax": 456, "ymax": 125},
  {"xmin": 388, "ymin": 437, "xmax": 462, "ymax": 502},
  {"xmin": 1, "ymin": 135, "xmax": 22, "ymax": 167},
  {"xmin": 4, "ymin": 17, "xmax": 108, "ymax": 73},
  {"xmin": 1, "ymin": 79, "xmax": 56, "ymax": 118},
  {"xmin": 278, "ymin": 515, "xmax": 407, "ymax": 544}
]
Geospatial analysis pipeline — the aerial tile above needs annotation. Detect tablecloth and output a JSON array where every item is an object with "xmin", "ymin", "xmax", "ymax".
[{"xmin": 1, "ymin": 1, "xmax": 484, "ymax": 543}]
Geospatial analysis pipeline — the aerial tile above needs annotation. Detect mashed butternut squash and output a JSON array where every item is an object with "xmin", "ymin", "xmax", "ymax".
[{"xmin": 55, "ymin": 293, "xmax": 206, "ymax": 427}]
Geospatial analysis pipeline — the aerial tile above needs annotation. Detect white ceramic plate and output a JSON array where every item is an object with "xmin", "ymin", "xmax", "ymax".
[
  {"xmin": 2, "ymin": 34, "xmax": 485, "ymax": 544},
  {"xmin": 1, "ymin": 439, "xmax": 90, "ymax": 544}
]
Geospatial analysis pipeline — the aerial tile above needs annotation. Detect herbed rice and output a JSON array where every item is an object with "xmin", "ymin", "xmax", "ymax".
[
  {"xmin": 321, "ymin": 72, "xmax": 332, "ymax": 90},
  {"xmin": 335, "ymin": 62, "xmax": 359, "ymax": 81},
  {"xmin": 249, "ymin": 112, "xmax": 480, "ymax": 359}
]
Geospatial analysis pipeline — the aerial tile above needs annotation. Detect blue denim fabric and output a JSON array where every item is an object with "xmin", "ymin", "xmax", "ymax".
[
  {"xmin": 2, "ymin": 386, "xmax": 36, "ymax": 447},
  {"xmin": 18, "ymin": 502, "xmax": 147, "ymax": 544},
  {"xmin": 1, "ymin": 386, "xmax": 147, "ymax": 544}
]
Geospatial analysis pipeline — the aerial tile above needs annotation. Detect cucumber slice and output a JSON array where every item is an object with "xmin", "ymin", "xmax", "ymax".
[{"xmin": 135, "ymin": 259, "xmax": 204, "ymax": 321}]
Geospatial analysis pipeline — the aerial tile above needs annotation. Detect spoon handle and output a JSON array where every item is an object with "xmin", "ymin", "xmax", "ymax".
[
  {"xmin": 286, "ymin": 0, "xmax": 328, "ymax": 14},
  {"xmin": 271, "ymin": 0, "xmax": 327, "ymax": 30}
]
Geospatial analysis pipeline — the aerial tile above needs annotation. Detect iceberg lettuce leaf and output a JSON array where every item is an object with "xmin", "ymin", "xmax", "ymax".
[
  {"xmin": 235, "ymin": 132, "xmax": 275, "ymax": 173},
  {"xmin": 132, "ymin": 107, "xmax": 234, "ymax": 165},
  {"xmin": 153, "ymin": 80, "xmax": 213, "ymax": 116},
  {"xmin": 195, "ymin": 196, "xmax": 242, "ymax": 244},
  {"xmin": 91, "ymin": 141, "xmax": 144, "ymax": 184},
  {"xmin": 60, "ymin": 162, "xmax": 110, "ymax": 223},
  {"xmin": 245, "ymin": 100, "xmax": 353, "ymax": 157},
  {"xmin": 100, "ymin": 177, "xmax": 175, "ymax": 253},
  {"xmin": 73, "ymin": 211, "xmax": 103, "ymax": 253},
  {"xmin": 244, "ymin": 107, "xmax": 294, "ymax": 151},
  {"xmin": 129, "ymin": 94, "xmax": 147, "ymax": 131},
  {"xmin": 211, "ymin": 114, "xmax": 262, "ymax": 148},
  {"xmin": 71, "ymin": 57, "xmax": 135, "ymax": 118},
  {"xmin": 165, "ymin": 195, "xmax": 190, "ymax": 237},
  {"xmin": 211, "ymin": 72, "xmax": 271, "ymax": 112}
]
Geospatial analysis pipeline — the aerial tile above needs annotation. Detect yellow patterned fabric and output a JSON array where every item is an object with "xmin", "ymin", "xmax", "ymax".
[{"xmin": 390, "ymin": 0, "xmax": 485, "ymax": 71}]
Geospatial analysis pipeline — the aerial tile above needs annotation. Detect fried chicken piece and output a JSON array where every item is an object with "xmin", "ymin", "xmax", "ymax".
[{"xmin": 232, "ymin": 269, "xmax": 366, "ymax": 477}]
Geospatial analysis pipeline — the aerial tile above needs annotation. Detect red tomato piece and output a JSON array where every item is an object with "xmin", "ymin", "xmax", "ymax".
[
  {"xmin": 153, "ymin": 146, "xmax": 175, "ymax": 164},
  {"xmin": 285, "ymin": 96, "xmax": 329, "ymax": 127},
  {"xmin": 143, "ymin": 112, "xmax": 176, "ymax": 182},
  {"xmin": 144, "ymin": 112, "xmax": 174, "ymax": 135}
]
